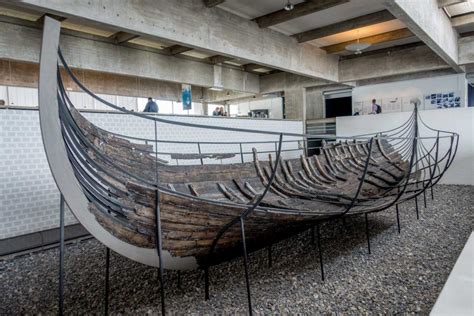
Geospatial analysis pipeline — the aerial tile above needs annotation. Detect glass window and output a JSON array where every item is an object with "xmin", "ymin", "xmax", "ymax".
[
  {"xmin": 158, "ymin": 100, "xmax": 173, "ymax": 114},
  {"xmin": 229, "ymin": 104, "xmax": 239, "ymax": 116}
]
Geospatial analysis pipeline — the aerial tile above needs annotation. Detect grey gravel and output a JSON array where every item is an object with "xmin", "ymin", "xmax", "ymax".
[{"xmin": 1, "ymin": 184, "xmax": 472, "ymax": 315}]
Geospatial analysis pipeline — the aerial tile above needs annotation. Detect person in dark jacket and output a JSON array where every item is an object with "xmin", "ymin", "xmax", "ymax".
[{"xmin": 143, "ymin": 97, "xmax": 159, "ymax": 113}]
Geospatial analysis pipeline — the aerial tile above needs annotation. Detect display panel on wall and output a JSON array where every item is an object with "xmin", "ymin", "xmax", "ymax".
[{"xmin": 354, "ymin": 91, "xmax": 462, "ymax": 115}]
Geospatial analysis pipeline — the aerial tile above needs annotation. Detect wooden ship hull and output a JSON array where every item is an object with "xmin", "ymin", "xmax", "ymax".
[
  {"xmin": 38, "ymin": 17, "xmax": 458, "ymax": 271},
  {"xmin": 68, "ymin": 106, "xmax": 413, "ymax": 267}
]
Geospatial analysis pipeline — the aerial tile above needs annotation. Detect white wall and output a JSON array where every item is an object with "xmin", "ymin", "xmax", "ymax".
[
  {"xmin": 352, "ymin": 74, "xmax": 467, "ymax": 114},
  {"xmin": 0, "ymin": 108, "xmax": 303, "ymax": 239},
  {"xmin": 337, "ymin": 107, "xmax": 474, "ymax": 185},
  {"xmin": 231, "ymin": 97, "xmax": 283, "ymax": 119}
]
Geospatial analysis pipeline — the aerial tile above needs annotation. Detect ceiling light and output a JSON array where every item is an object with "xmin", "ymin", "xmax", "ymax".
[
  {"xmin": 284, "ymin": 0, "xmax": 294, "ymax": 11},
  {"xmin": 345, "ymin": 30, "xmax": 371, "ymax": 55}
]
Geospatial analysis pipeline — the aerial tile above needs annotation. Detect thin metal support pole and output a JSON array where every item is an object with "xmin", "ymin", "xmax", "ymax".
[
  {"xmin": 104, "ymin": 247, "xmax": 110, "ymax": 316},
  {"xmin": 204, "ymin": 267, "xmax": 209, "ymax": 300},
  {"xmin": 365, "ymin": 213, "xmax": 371, "ymax": 255},
  {"xmin": 240, "ymin": 218, "xmax": 253, "ymax": 315},
  {"xmin": 197, "ymin": 142, "xmax": 204, "ymax": 165},
  {"xmin": 415, "ymin": 196, "xmax": 419, "ymax": 220},
  {"xmin": 267, "ymin": 246, "xmax": 272, "ymax": 268},
  {"xmin": 239, "ymin": 143, "xmax": 244, "ymax": 163},
  {"xmin": 316, "ymin": 223, "xmax": 324, "ymax": 281},
  {"xmin": 423, "ymin": 190, "xmax": 427, "ymax": 208},
  {"xmin": 310, "ymin": 226, "xmax": 315, "ymax": 245},
  {"xmin": 396, "ymin": 204, "xmax": 401, "ymax": 234},
  {"xmin": 431, "ymin": 186, "xmax": 434, "ymax": 200},
  {"xmin": 153, "ymin": 121, "xmax": 166, "ymax": 316},
  {"xmin": 58, "ymin": 194, "xmax": 65, "ymax": 316}
]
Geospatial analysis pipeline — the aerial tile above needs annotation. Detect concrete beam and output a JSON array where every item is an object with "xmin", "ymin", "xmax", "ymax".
[
  {"xmin": 163, "ymin": 45, "xmax": 193, "ymax": 56},
  {"xmin": 438, "ymin": 0, "xmax": 468, "ymax": 7},
  {"xmin": 452, "ymin": 13, "xmax": 474, "ymax": 29},
  {"xmin": 203, "ymin": 0, "xmax": 225, "ymax": 8},
  {"xmin": 322, "ymin": 28, "xmax": 413, "ymax": 54},
  {"xmin": 0, "ymin": 21, "xmax": 260, "ymax": 93},
  {"xmin": 204, "ymin": 89, "xmax": 254, "ymax": 103},
  {"xmin": 10, "ymin": 0, "xmax": 339, "ymax": 81},
  {"xmin": 260, "ymin": 72, "xmax": 329, "ymax": 94},
  {"xmin": 355, "ymin": 68, "xmax": 456, "ymax": 86},
  {"xmin": 294, "ymin": 10, "xmax": 395, "ymax": 43},
  {"xmin": 458, "ymin": 35, "xmax": 474, "ymax": 65},
  {"xmin": 109, "ymin": 31, "xmax": 139, "ymax": 44},
  {"xmin": 208, "ymin": 55, "xmax": 234, "ymax": 64},
  {"xmin": 339, "ymin": 44, "xmax": 450, "ymax": 82},
  {"xmin": 254, "ymin": 0, "xmax": 349, "ymax": 28},
  {"xmin": 384, "ymin": 0, "xmax": 463, "ymax": 72}
]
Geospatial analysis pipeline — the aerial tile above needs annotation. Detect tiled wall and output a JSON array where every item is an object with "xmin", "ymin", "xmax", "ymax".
[{"xmin": 0, "ymin": 108, "xmax": 303, "ymax": 239}]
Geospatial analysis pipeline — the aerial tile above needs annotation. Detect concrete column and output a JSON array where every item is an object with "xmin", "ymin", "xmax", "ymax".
[
  {"xmin": 305, "ymin": 88, "xmax": 326, "ymax": 120},
  {"xmin": 284, "ymin": 88, "xmax": 306, "ymax": 120}
]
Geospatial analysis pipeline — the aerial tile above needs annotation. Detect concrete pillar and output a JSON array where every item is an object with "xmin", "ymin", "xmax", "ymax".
[
  {"xmin": 305, "ymin": 88, "xmax": 325, "ymax": 120},
  {"xmin": 284, "ymin": 88, "xmax": 306, "ymax": 120}
]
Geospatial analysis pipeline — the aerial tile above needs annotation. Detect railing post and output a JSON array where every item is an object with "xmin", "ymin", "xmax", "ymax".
[
  {"xmin": 239, "ymin": 143, "xmax": 244, "ymax": 163},
  {"xmin": 197, "ymin": 142, "xmax": 204, "ymax": 165}
]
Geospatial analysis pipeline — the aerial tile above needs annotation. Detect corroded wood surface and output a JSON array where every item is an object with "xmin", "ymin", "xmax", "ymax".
[{"xmin": 67, "ymin": 107, "xmax": 417, "ymax": 266}]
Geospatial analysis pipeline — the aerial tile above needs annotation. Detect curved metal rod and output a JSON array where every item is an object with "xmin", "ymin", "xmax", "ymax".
[
  {"xmin": 205, "ymin": 133, "xmax": 284, "ymax": 266},
  {"xmin": 58, "ymin": 49, "xmax": 433, "ymax": 142}
]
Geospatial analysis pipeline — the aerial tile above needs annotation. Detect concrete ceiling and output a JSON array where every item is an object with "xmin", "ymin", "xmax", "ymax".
[
  {"xmin": 0, "ymin": 3, "xmax": 277, "ymax": 76},
  {"xmin": 444, "ymin": 1, "xmax": 474, "ymax": 17},
  {"xmin": 441, "ymin": 0, "xmax": 474, "ymax": 33},
  {"xmin": 218, "ymin": 0, "xmax": 416, "ymax": 56},
  {"xmin": 219, "ymin": 0, "xmax": 384, "ymax": 36}
]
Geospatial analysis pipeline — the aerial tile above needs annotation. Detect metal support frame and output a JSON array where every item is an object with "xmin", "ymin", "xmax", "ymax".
[
  {"xmin": 316, "ymin": 223, "xmax": 324, "ymax": 281},
  {"xmin": 396, "ymin": 204, "xmax": 401, "ymax": 234},
  {"xmin": 154, "ymin": 121, "xmax": 166, "ymax": 315},
  {"xmin": 415, "ymin": 196, "xmax": 420, "ymax": 220},
  {"xmin": 41, "ymin": 23, "xmax": 460, "ymax": 313},
  {"xmin": 423, "ymin": 190, "xmax": 427, "ymax": 208},
  {"xmin": 267, "ymin": 246, "xmax": 272, "ymax": 268},
  {"xmin": 240, "ymin": 218, "xmax": 253, "ymax": 314},
  {"xmin": 365, "ymin": 213, "xmax": 371, "ymax": 255},
  {"xmin": 105, "ymin": 248, "xmax": 110, "ymax": 315},
  {"xmin": 197, "ymin": 142, "xmax": 204, "ymax": 165},
  {"xmin": 58, "ymin": 194, "xmax": 65, "ymax": 315}
]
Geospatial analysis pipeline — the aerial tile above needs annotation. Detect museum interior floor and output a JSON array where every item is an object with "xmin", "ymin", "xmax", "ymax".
[{"xmin": 1, "ymin": 185, "xmax": 472, "ymax": 314}]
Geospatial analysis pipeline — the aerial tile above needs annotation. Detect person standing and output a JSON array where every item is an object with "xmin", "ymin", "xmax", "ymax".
[
  {"xmin": 219, "ymin": 106, "xmax": 226, "ymax": 116},
  {"xmin": 370, "ymin": 99, "xmax": 382, "ymax": 114},
  {"xmin": 143, "ymin": 97, "xmax": 159, "ymax": 113},
  {"xmin": 212, "ymin": 107, "xmax": 220, "ymax": 116}
]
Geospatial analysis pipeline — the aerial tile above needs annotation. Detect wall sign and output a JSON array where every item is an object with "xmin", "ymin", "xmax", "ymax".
[{"xmin": 182, "ymin": 84, "xmax": 192, "ymax": 110}]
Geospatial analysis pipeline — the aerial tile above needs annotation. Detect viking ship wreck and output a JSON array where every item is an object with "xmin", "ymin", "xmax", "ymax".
[{"xmin": 39, "ymin": 17, "xmax": 458, "ymax": 312}]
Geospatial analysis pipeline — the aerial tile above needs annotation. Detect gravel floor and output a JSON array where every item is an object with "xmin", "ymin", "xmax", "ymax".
[{"xmin": 1, "ymin": 185, "xmax": 472, "ymax": 315}]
